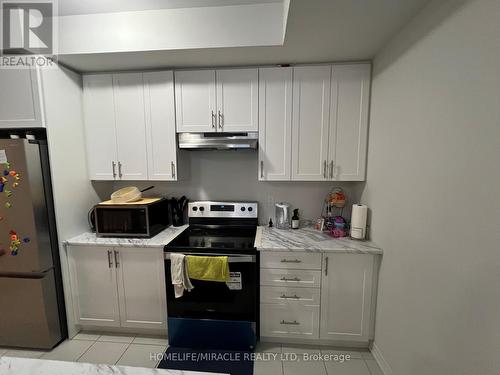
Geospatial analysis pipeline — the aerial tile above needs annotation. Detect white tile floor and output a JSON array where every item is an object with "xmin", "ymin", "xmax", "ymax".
[{"xmin": 0, "ymin": 333, "xmax": 384, "ymax": 375}]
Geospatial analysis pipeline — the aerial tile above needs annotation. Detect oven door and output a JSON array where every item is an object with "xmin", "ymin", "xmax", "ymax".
[{"xmin": 164, "ymin": 251, "xmax": 258, "ymax": 349}]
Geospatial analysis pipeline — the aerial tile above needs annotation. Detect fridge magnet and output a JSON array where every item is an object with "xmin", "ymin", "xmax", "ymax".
[
  {"xmin": 5, "ymin": 202, "xmax": 11, "ymax": 208},
  {"xmin": 9, "ymin": 170, "xmax": 17, "ymax": 177},
  {"xmin": 10, "ymin": 234, "xmax": 17, "ymax": 241},
  {"xmin": 23, "ymin": 237, "xmax": 30, "ymax": 243},
  {"xmin": 3, "ymin": 162, "xmax": 10, "ymax": 169},
  {"xmin": 1, "ymin": 177, "xmax": 7, "ymax": 183},
  {"xmin": 3, "ymin": 170, "xmax": 8, "ymax": 176},
  {"xmin": 0, "ymin": 184, "xmax": 4, "ymax": 192},
  {"xmin": 12, "ymin": 182, "xmax": 19, "ymax": 188},
  {"xmin": 4, "ymin": 190, "xmax": 12, "ymax": 197}
]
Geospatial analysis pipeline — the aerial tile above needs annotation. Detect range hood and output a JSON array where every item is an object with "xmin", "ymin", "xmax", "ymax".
[{"xmin": 178, "ymin": 132, "xmax": 258, "ymax": 150}]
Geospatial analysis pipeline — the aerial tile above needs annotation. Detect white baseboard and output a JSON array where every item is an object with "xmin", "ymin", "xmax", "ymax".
[{"xmin": 370, "ymin": 342, "xmax": 393, "ymax": 375}]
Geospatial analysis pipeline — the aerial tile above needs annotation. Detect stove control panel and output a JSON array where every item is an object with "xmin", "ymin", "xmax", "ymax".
[{"xmin": 188, "ymin": 201, "xmax": 258, "ymax": 218}]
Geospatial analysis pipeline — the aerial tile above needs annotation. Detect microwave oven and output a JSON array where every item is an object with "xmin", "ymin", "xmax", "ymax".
[{"xmin": 92, "ymin": 198, "xmax": 169, "ymax": 238}]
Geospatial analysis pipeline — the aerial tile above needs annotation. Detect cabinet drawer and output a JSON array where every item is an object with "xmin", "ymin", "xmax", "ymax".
[
  {"xmin": 260, "ymin": 286, "xmax": 320, "ymax": 305},
  {"xmin": 260, "ymin": 269, "xmax": 321, "ymax": 288},
  {"xmin": 260, "ymin": 303, "xmax": 319, "ymax": 339},
  {"xmin": 261, "ymin": 252, "xmax": 322, "ymax": 270}
]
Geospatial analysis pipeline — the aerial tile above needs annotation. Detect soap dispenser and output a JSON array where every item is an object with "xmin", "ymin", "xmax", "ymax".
[{"xmin": 291, "ymin": 209, "xmax": 300, "ymax": 229}]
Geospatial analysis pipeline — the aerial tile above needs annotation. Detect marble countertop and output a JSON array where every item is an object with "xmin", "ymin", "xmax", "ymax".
[
  {"xmin": 65, "ymin": 225, "xmax": 188, "ymax": 248},
  {"xmin": 0, "ymin": 357, "xmax": 227, "ymax": 375},
  {"xmin": 254, "ymin": 226, "xmax": 383, "ymax": 254}
]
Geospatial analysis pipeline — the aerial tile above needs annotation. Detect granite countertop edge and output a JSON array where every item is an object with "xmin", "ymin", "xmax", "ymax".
[
  {"xmin": 254, "ymin": 226, "xmax": 383, "ymax": 255},
  {"xmin": 64, "ymin": 225, "xmax": 189, "ymax": 248}
]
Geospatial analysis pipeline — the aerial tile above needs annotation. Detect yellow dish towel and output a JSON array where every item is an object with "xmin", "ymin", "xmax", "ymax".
[{"xmin": 186, "ymin": 256, "xmax": 230, "ymax": 282}]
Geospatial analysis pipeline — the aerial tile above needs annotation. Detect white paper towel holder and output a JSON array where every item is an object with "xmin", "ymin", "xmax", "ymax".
[{"xmin": 350, "ymin": 204, "xmax": 368, "ymax": 240}]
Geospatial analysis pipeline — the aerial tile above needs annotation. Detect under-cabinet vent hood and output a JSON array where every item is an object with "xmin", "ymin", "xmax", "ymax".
[{"xmin": 178, "ymin": 132, "xmax": 258, "ymax": 150}]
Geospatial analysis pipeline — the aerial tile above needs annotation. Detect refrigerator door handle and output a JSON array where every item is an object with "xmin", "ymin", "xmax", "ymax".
[{"xmin": 114, "ymin": 250, "xmax": 120, "ymax": 268}]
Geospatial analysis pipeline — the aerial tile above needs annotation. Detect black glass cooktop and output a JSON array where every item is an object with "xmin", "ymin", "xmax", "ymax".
[{"xmin": 164, "ymin": 225, "xmax": 257, "ymax": 253}]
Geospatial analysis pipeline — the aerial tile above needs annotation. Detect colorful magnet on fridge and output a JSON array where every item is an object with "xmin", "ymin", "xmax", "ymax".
[
  {"xmin": 10, "ymin": 234, "xmax": 17, "ymax": 241},
  {"xmin": 9, "ymin": 230, "xmax": 16, "ymax": 235},
  {"xmin": 5, "ymin": 202, "xmax": 11, "ymax": 208},
  {"xmin": 4, "ymin": 190, "xmax": 12, "ymax": 197},
  {"xmin": 0, "ymin": 184, "xmax": 4, "ymax": 193},
  {"xmin": 1, "ymin": 177, "xmax": 7, "ymax": 183},
  {"xmin": 4, "ymin": 163, "xmax": 10, "ymax": 169},
  {"xmin": 9, "ymin": 171, "xmax": 17, "ymax": 177},
  {"xmin": 23, "ymin": 237, "xmax": 30, "ymax": 243},
  {"xmin": 3, "ymin": 170, "xmax": 9, "ymax": 176},
  {"xmin": 12, "ymin": 182, "xmax": 19, "ymax": 188},
  {"xmin": 10, "ymin": 250, "xmax": 18, "ymax": 256}
]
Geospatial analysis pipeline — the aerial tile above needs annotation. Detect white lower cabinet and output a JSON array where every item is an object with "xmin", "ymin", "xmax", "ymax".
[
  {"xmin": 68, "ymin": 245, "xmax": 166, "ymax": 330},
  {"xmin": 260, "ymin": 251, "xmax": 377, "ymax": 344},
  {"xmin": 320, "ymin": 254, "xmax": 374, "ymax": 342}
]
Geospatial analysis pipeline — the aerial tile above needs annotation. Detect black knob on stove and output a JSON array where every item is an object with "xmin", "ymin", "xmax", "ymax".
[
  {"xmin": 199, "ymin": 206, "xmax": 205, "ymax": 212},
  {"xmin": 241, "ymin": 207, "xmax": 246, "ymax": 211},
  {"xmin": 192, "ymin": 206, "xmax": 198, "ymax": 211},
  {"xmin": 248, "ymin": 207, "xmax": 253, "ymax": 212}
]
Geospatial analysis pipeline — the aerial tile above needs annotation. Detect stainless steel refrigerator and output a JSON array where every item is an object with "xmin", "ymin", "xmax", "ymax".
[{"xmin": 0, "ymin": 137, "xmax": 67, "ymax": 349}]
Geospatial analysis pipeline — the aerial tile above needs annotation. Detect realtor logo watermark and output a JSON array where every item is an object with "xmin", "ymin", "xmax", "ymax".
[{"xmin": 0, "ymin": 0, "xmax": 57, "ymax": 67}]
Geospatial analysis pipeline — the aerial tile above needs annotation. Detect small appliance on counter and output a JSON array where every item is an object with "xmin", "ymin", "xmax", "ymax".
[
  {"xmin": 90, "ymin": 197, "xmax": 169, "ymax": 238},
  {"xmin": 275, "ymin": 202, "xmax": 291, "ymax": 229}
]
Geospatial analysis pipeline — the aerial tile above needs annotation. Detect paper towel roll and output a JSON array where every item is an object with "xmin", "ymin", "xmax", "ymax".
[{"xmin": 351, "ymin": 204, "xmax": 368, "ymax": 240}]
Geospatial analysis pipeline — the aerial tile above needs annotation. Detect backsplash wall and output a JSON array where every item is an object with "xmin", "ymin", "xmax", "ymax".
[{"xmin": 98, "ymin": 151, "xmax": 364, "ymax": 225}]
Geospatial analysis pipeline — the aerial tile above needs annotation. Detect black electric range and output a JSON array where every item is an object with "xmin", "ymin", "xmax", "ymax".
[{"xmin": 163, "ymin": 201, "xmax": 259, "ymax": 350}]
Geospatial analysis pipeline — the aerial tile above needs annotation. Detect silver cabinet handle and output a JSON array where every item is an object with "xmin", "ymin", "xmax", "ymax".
[
  {"xmin": 280, "ymin": 320, "xmax": 300, "ymax": 325},
  {"xmin": 218, "ymin": 110, "xmax": 223, "ymax": 129},
  {"xmin": 280, "ymin": 276, "xmax": 301, "ymax": 282},
  {"xmin": 260, "ymin": 161, "xmax": 264, "ymax": 179},
  {"xmin": 280, "ymin": 259, "xmax": 301, "ymax": 263},
  {"xmin": 112, "ymin": 161, "xmax": 116, "ymax": 179},
  {"xmin": 118, "ymin": 161, "xmax": 123, "ymax": 178},
  {"xmin": 325, "ymin": 256, "xmax": 329, "ymax": 276},
  {"xmin": 280, "ymin": 294, "xmax": 300, "ymax": 299},
  {"xmin": 211, "ymin": 111, "xmax": 216, "ymax": 128},
  {"xmin": 330, "ymin": 161, "xmax": 334, "ymax": 179},
  {"xmin": 171, "ymin": 161, "xmax": 176, "ymax": 179},
  {"xmin": 323, "ymin": 160, "xmax": 327, "ymax": 178},
  {"xmin": 107, "ymin": 250, "xmax": 113, "ymax": 268},
  {"xmin": 114, "ymin": 250, "xmax": 120, "ymax": 268}
]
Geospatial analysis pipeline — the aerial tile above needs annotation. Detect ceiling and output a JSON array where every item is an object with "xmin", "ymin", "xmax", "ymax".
[
  {"xmin": 58, "ymin": 0, "xmax": 280, "ymax": 16},
  {"xmin": 58, "ymin": 0, "xmax": 431, "ymax": 72}
]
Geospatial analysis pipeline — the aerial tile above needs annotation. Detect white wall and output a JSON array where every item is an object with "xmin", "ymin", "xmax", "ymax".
[
  {"xmin": 42, "ymin": 65, "xmax": 101, "ymax": 337},
  {"xmin": 59, "ymin": 3, "xmax": 284, "ymax": 55},
  {"xmin": 362, "ymin": 1, "xmax": 500, "ymax": 374},
  {"xmin": 108, "ymin": 151, "xmax": 364, "ymax": 225}
]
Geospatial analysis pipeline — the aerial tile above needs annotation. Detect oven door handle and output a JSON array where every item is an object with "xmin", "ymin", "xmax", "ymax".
[{"xmin": 164, "ymin": 252, "xmax": 255, "ymax": 263}]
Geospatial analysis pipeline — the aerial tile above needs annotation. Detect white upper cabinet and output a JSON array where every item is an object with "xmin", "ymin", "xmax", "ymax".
[
  {"xmin": 83, "ymin": 74, "xmax": 119, "ymax": 180},
  {"xmin": 144, "ymin": 71, "xmax": 177, "ymax": 180},
  {"xmin": 112, "ymin": 73, "xmax": 148, "ymax": 180},
  {"xmin": 0, "ymin": 67, "xmax": 44, "ymax": 128},
  {"xmin": 175, "ymin": 68, "xmax": 258, "ymax": 133},
  {"xmin": 175, "ymin": 70, "xmax": 216, "ymax": 133},
  {"xmin": 216, "ymin": 68, "xmax": 258, "ymax": 132},
  {"xmin": 320, "ymin": 254, "xmax": 374, "ymax": 342},
  {"xmin": 329, "ymin": 64, "xmax": 370, "ymax": 181},
  {"xmin": 258, "ymin": 67, "xmax": 292, "ymax": 181},
  {"xmin": 291, "ymin": 66, "xmax": 331, "ymax": 181}
]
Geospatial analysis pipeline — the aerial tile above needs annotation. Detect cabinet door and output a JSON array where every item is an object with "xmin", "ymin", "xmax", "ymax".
[
  {"xmin": 116, "ymin": 247, "xmax": 167, "ymax": 329},
  {"xmin": 144, "ymin": 71, "xmax": 177, "ymax": 181},
  {"xmin": 320, "ymin": 254, "xmax": 374, "ymax": 341},
  {"xmin": 82, "ymin": 74, "xmax": 118, "ymax": 180},
  {"xmin": 113, "ymin": 73, "xmax": 148, "ymax": 180},
  {"xmin": 216, "ymin": 68, "xmax": 258, "ymax": 132},
  {"xmin": 291, "ymin": 66, "xmax": 331, "ymax": 181},
  {"xmin": 68, "ymin": 246, "xmax": 120, "ymax": 327},
  {"xmin": 175, "ymin": 70, "xmax": 216, "ymax": 132},
  {"xmin": 0, "ymin": 66, "xmax": 44, "ymax": 128},
  {"xmin": 329, "ymin": 64, "xmax": 370, "ymax": 181},
  {"xmin": 258, "ymin": 67, "xmax": 292, "ymax": 181}
]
